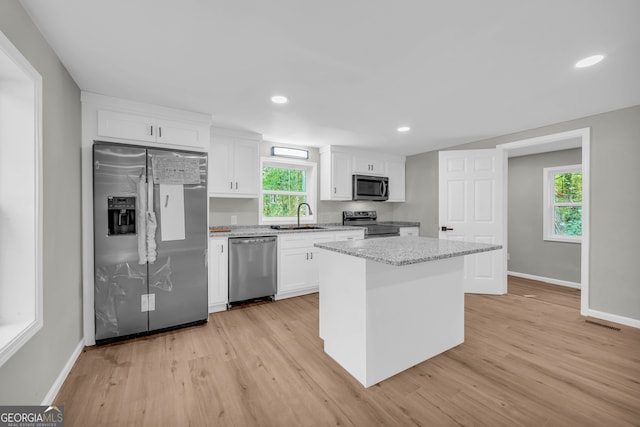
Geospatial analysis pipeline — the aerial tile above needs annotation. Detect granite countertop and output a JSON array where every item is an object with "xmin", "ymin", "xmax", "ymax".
[
  {"xmin": 314, "ymin": 236, "xmax": 502, "ymax": 267},
  {"xmin": 209, "ymin": 224, "xmax": 365, "ymax": 237}
]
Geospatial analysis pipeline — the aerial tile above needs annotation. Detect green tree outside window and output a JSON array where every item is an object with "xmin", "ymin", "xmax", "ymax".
[{"xmin": 262, "ymin": 167, "xmax": 309, "ymax": 217}]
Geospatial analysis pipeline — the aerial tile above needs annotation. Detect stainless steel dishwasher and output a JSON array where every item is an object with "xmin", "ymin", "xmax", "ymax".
[{"xmin": 228, "ymin": 236, "xmax": 277, "ymax": 307}]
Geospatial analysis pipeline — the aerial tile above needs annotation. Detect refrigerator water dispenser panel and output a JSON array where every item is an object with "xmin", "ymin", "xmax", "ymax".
[{"xmin": 107, "ymin": 196, "xmax": 136, "ymax": 235}]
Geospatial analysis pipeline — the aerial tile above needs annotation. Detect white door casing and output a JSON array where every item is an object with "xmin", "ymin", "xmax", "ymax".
[{"xmin": 439, "ymin": 149, "xmax": 506, "ymax": 294}]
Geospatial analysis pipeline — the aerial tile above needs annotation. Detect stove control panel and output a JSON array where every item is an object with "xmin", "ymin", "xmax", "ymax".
[{"xmin": 343, "ymin": 210, "xmax": 377, "ymax": 220}]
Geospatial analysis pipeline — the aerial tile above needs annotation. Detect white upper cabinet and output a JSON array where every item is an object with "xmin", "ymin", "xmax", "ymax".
[
  {"xmin": 386, "ymin": 159, "xmax": 406, "ymax": 202},
  {"xmin": 97, "ymin": 110, "xmax": 209, "ymax": 150},
  {"xmin": 209, "ymin": 129, "xmax": 261, "ymax": 198},
  {"xmin": 320, "ymin": 149, "xmax": 352, "ymax": 200},
  {"xmin": 320, "ymin": 146, "xmax": 405, "ymax": 202},
  {"xmin": 353, "ymin": 156, "xmax": 385, "ymax": 176}
]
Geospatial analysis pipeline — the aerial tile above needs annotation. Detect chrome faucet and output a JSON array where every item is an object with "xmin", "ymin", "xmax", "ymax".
[{"xmin": 297, "ymin": 202, "xmax": 313, "ymax": 227}]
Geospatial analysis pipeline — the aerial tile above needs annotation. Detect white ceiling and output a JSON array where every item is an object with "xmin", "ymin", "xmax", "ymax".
[{"xmin": 19, "ymin": 0, "xmax": 640, "ymax": 155}]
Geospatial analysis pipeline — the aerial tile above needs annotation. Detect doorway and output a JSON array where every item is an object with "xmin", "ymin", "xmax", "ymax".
[{"xmin": 497, "ymin": 128, "xmax": 590, "ymax": 316}]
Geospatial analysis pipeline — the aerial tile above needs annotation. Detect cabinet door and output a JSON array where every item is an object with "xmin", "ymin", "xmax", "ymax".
[
  {"xmin": 307, "ymin": 234, "xmax": 338, "ymax": 287},
  {"xmin": 209, "ymin": 139, "xmax": 234, "ymax": 195},
  {"xmin": 353, "ymin": 156, "xmax": 385, "ymax": 175},
  {"xmin": 279, "ymin": 247, "xmax": 314, "ymax": 294},
  {"xmin": 332, "ymin": 152, "xmax": 353, "ymax": 200},
  {"xmin": 386, "ymin": 160, "xmax": 406, "ymax": 202},
  {"xmin": 97, "ymin": 110, "xmax": 155, "ymax": 143},
  {"xmin": 208, "ymin": 238, "xmax": 228, "ymax": 310},
  {"xmin": 232, "ymin": 140, "xmax": 260, "ymax": 197},
  {"xmin": 157, "ymin": 119, "xmax": 208, "ymax": 149}
]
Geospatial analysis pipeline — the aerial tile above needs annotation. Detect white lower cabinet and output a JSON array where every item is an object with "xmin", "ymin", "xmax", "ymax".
[
  {"xmin": 208, "ymin": 237, "xmax": 228, "ymax": 313},
  {"xmin": 399, "ymin": 226, "xmax": 420, "ymax": 236},
  {"xmin": 277, "ymin": 230, "xmax": 364, "ymax": 299},
  {"xmin": 209, "ymin": 230, "xmax": 367, "ymax": 310}
]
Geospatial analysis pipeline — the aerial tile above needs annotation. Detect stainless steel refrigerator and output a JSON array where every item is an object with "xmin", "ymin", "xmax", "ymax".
[{"xmin": 93, "ymin": 142, "xmax": 208, "ymax": 344}]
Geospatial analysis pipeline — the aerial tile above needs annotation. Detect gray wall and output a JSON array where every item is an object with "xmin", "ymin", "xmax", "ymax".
[
  {"xmin": 209, "ymin": 140, "xmax": 403, "ymax": 225},
  {"xmin": 508, "ymin": 149, "xmax": 582, "ymax": 283},
  {"xmin": 403, "ymin": 105, "xmax": 640, "ymax": 322},
  {"xmin": 0, "ymin": 2, "xmax": 82, "ymax": 404}
]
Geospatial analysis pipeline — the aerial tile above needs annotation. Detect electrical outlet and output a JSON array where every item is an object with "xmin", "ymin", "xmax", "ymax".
[
  {"xmin": 141, "ymin": 294, "xmax": 148, "ymax": 312},
  {"xmin": 231, "ymin": 215, "xmax": 238, "ymax": 225}
]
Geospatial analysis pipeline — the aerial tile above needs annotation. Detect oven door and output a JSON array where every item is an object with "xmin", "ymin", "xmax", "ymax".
[{"xmin": 352, "ymin": 175, "xmax": 389, "ymax": 201}]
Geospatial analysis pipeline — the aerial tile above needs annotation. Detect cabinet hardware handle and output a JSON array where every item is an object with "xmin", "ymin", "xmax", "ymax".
[
  {"xmin": 310, "ymin": 252, "xmax": 313, "ymax": 260},
  {"xmin": 159, "ymin": 127, "xmax": 162, "ymax": 138},
  {"xmin": 150, "ymin": 125, "xmax": 153, "ymax": 136},
  {"xmin": 334, "ymin": 187, "xmax": 336, "ymax": 194},
  {"xmin": 230, "ymin": 181, "xmax": 233, "ymax": 189},
  {"xmin": 235, "ymin": 182, "xmax": 238, "ymax": 190},
  {"xmin": 221, "ymin": 245, "xmax": 224, "ymax": 253},
  {"xmin": 441, "ymin": 226, "xmax": 454, "ymax": 231},
  {"xmin": 306, "ymin": 253, "xmax": 309, "ymax": 260}
]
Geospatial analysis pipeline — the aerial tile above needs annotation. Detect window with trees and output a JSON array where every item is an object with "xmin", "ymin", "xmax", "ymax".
[
  {"xmin": 259, "ymin": 157, "xmax": 316, "ymax": 224},
  {"xmin": 543, "ymin": 164, "xmax": 582, "ymax": 243}
]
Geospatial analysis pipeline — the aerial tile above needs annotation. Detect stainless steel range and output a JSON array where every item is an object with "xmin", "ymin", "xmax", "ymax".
[{"xmin": 343, "ymin": 211, "xmax": 400, "ymax": 238}]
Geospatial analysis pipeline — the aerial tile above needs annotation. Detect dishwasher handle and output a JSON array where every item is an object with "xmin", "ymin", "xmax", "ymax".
[{"xmin": 230, "ymin": 236, "xmax": 277, "ymax": 245}]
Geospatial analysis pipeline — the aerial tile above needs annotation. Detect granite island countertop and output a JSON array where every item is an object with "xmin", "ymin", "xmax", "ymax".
[{"xmin": 314, "ymin": 236, "xmax": 502, "ymax": 267}]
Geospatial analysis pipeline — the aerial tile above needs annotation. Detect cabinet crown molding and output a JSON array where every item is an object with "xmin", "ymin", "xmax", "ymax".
[
  {"xmin": 319, "ymin": 145, "xmax": 405, "ymax": 163},
  {"xmin": 81, "ymin": 91, "xmax": 212, "ymax": 125}
]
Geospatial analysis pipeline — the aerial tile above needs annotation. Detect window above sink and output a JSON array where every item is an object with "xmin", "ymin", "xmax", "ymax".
[{"xmin": 259, "ymin": 157, "xmax": 317, "ymax": 226}]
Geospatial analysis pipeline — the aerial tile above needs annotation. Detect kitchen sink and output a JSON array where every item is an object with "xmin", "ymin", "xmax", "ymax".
[{"xmin": 270, "ymin": 225, "xmax": 326, "ymax": 230}]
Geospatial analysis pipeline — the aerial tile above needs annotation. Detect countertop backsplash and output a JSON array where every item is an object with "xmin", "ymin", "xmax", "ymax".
[{"xmin": 209, "ymin": 197, "xmax": 407, "ymax": 226}]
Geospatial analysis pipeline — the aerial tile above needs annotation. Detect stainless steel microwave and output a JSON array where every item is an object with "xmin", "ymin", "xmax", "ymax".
[{"xmin": 352, "ymin": 174, "xmax": 389, "ymax": 201}]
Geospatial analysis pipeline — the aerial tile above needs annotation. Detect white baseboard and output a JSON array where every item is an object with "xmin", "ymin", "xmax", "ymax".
[
  {"xmin": 508, "ymin": 271, "xmax": 581, "ymax": 289},
  {"xmin": 583, "ymin": 308, "xmax": 640, "ymax": 329},
  {"xmin": 274, "ymin": 287, "xmax": 318, "ymax": 301},
  {"xmin": 41, "ymin": 340, "xmax": 84, "ymax": 405}
]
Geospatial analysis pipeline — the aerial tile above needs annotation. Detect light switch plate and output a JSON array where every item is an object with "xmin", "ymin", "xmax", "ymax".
[
  {"xmin": 231, "ymin": 215, "xmax": 238, "ymax": 225},
  {"xmin": 148, "ymin": 293, "xmax": 155, "ymax": 311},
  {"xmin": 141, "ymin": 294, "xmax": 149, "ymax": 312}
]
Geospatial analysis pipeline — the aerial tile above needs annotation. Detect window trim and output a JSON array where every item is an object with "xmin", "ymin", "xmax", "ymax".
[
  {"xmin": 259, "ymin": 157, "xmax": 317, "ymax": 225},
  {"xmin": 0, "ymin": 30, "xmax": 44, "ymax": 367},
  {"xmin": 543, "ymin": 164, "xmax": 582, "ymax": 244}
]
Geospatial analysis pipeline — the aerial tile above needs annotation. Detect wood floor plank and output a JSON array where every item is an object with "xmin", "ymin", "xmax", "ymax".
[{"xmin": 55, "ymin": 277, "xmax": 640, "ymax": 426}]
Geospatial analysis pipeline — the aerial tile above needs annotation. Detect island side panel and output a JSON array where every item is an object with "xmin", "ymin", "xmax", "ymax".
[
  {"xmin": 318, "ymin": 249, "xmax": 368, "ymax": 385},
  {"xmin": 365, "ymin": 256, "xmax": 464, "ymax": 387}
]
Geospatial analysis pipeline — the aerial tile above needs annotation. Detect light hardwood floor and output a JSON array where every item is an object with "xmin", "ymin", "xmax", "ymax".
[{"xmin": 56, "ymin": 277, "xmax": 640, "ymax": 426}]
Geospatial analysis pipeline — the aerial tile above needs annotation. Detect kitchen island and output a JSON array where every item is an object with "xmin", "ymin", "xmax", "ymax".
[{"xmin": 314, "ymin": 236, "xmax": 502, "ymax": 387}]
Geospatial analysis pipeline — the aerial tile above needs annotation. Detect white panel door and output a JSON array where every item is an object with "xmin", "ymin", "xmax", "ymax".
[{"xmin": 439, "ymin": 149, "xmax": 506, "ymax": 294}]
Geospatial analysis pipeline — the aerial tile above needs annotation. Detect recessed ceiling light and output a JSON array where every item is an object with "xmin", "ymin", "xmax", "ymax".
[
  {"xmin": 575, "ymin": 54, "xmax": 605, "ymax": 68},
  {"xmin": 397, "ymin": 126, "xmax": 411, "ymax": 133},
  {"xmin": 271, "ymin": 95, "xmax": 288, "ymax": 104}
]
